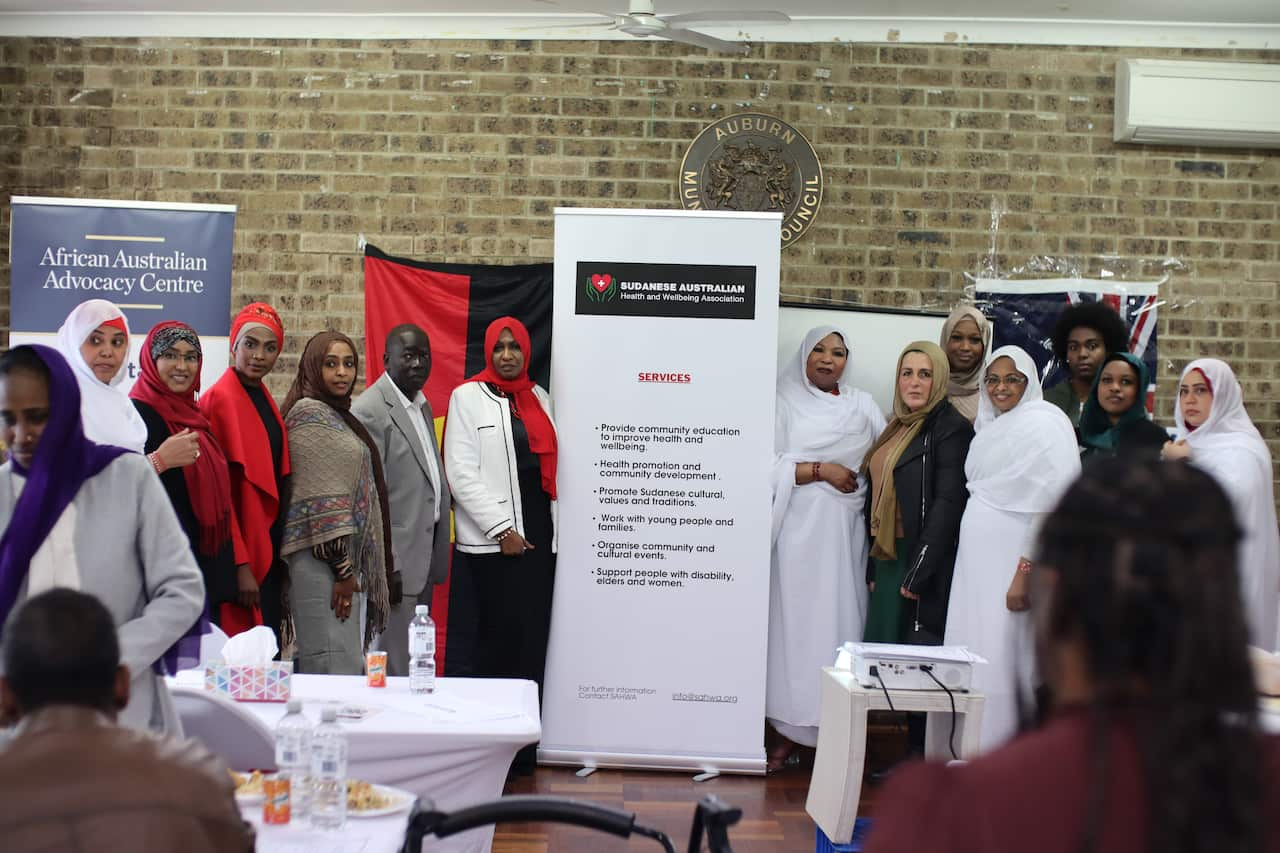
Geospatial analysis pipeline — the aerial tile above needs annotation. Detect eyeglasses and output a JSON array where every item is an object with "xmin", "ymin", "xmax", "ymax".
[
  {"xmin": 157, "ymin": 351, "xmax": 200, "ymax": 365},
  {"xmin": 984, "ymin": 374, "xmax": 1027, "ymax": 388}
]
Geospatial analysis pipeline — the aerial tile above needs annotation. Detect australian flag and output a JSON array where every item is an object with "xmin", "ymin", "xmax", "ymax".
[{"xmin": 974, "ymin": 277, "xmax": 1161, "ymax": 411}]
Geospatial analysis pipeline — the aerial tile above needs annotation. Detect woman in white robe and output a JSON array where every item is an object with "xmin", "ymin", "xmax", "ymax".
[
  {"xmin": 767, "ymin": 325, "xmax": 885, "ymax": 766},
  {"xmin": 54, "ymin": 299, "xmax": 148, "ymax": 453},
  {"xmin": 944, "ymin": 345, "xmax": 1080, "ymax": 751},
  {"xmin": 0, "ymin": 345, "xmax": 205, "ymax": 735},
  {"xmin": 1163, "ymin": 358, "xmax": 1280, "ymax": 651}
]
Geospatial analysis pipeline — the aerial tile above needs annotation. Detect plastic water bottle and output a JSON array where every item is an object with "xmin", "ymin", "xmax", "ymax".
[
  {"xmin": 275, "ymin": 698, "xmax": 312, "ymax": 820},
  {"xmin": 309, "ymin": 707, "xmax": 347, "ymax": 830},
  {"xmin": 409, "ymin": 604, "xmax": 436, "ymax": 694}
]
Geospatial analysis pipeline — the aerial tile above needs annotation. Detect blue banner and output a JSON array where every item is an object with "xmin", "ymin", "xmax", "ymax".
[{"xmin": 8, "ymin": 197, "xmax": 236, "ymax": 389}]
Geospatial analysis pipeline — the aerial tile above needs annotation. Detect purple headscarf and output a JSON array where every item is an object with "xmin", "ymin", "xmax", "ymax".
[{"xmin": 0, "ymin": 345, "xmax": 207, "ymax": 674}]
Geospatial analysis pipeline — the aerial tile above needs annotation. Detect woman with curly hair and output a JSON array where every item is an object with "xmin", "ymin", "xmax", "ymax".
[{"xmin": 1043, "ymin": 301, "xmax": 1131, "ymax": 427}]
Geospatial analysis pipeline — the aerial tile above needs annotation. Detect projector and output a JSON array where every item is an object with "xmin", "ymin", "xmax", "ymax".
[{"xmin": 836, "ymin": 642, "xmax": 985, "ymax": 692}]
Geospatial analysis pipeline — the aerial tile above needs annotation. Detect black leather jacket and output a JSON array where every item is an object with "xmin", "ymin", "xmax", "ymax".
[{"xmin": 865, "ymin": 400, "xmax": 974, "ymax": 640}]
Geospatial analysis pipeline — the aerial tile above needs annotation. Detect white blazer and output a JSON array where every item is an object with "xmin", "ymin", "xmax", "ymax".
[{"xmin": 444, "ymin": 381, "xmax": 558, "ymax": 554}]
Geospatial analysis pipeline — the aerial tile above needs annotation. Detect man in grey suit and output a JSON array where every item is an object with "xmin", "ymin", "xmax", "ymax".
[{"xmin": 353, "ymin": 324, "xmax": 452, "ymax": 676}]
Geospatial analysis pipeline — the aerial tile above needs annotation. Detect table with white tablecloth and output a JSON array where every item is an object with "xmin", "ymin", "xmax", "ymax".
[
  {"xmin": 174, "ymin": 672, "xmax": 540, "ymax": 853},
  {"xmin": 241, "ymin": 803, "xmax": 410, "ymax": 853}
]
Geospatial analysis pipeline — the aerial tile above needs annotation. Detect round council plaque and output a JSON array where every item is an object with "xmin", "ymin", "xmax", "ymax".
[{"xmin": 678, "ymin": 112, "xmax": 824, "ymax": 248}]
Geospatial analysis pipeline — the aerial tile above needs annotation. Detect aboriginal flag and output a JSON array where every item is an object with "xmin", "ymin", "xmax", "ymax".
[{"xmin": 362, "ymin": 243, "xmax": 554, "ymax": 672}]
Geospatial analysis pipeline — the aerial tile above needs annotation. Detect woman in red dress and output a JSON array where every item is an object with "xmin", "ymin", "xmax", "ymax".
[{"xmin": 199, "ymin": 303, "xmax": 290, "ymax": 641}]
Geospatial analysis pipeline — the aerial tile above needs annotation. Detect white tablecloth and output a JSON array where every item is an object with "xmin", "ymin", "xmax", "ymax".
[
  {"xmin": 175, "ymin": 672, "xmax": 540, "ymax": 853},
  {"xmin": 240, "ymin": 804, "xmax": 409, "ymax": 853}
]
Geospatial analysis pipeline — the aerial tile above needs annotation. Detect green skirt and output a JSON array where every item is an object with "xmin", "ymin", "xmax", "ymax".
[{"xmin": 864, "ymin": 539, "xmax": 911, "ymax": 644}]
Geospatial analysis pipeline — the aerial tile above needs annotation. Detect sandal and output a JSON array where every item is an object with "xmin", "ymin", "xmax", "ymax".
[{"xmin": 766, "ymin": 739, "xmax": 798, "ymax": 773}]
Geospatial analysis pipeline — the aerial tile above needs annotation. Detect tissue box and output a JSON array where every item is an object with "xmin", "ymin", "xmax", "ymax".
[{"xmin": 204, "ymin": 661, "xmax": 292, "ymax": 702}]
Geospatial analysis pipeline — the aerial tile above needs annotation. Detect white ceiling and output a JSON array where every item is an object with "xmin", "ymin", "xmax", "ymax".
[{"xmin": 1, "ymin": 0, "xmax": 1278, "ymax": 48}]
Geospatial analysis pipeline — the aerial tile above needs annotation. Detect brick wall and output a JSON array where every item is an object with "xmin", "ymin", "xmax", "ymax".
[{"xmin": 1, "ymin": 36, "xmax": 1278, "ymax": 481}]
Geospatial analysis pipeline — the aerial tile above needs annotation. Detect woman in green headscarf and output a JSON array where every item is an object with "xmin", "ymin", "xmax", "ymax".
[
  {"xmin": 1078, "ymin": 352, "xmax": 1169, "ymax": 463},
  {"xmin": 861, "ymin": 342, "xmax": 975, "ymax": 647}
]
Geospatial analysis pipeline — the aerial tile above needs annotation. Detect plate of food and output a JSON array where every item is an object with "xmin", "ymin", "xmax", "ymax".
[
  {"xmin": 346, "ymin": 779, "xmax": 414, "ymax": 818},
  {"xmin": 229, "ymin": 769, "xmax": 269, "ymax": 805}
]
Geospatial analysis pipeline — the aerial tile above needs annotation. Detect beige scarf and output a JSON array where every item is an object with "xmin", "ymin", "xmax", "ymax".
[{"xmin": 861, "ymin": 341, "xmax": 952, "ymax": 561}]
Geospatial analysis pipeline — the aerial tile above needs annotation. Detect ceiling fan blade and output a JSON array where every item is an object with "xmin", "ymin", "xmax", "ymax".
[
  {"xmin": 512, "ymin": 19, "xmax": 618, "ymax": 30},
  {"xmin": 662, "ymin": 11, "xmax": 791, "ymax": 27},
  {"xmin": 532, "ymin": 0, "xmax": 606, "ymax": 11},
  {"xmin": 659, "ymin": 26, "xmax": 749, "ymax": 55}
]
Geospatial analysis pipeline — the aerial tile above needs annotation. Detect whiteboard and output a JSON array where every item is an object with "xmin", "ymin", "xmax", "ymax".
[{"xmin": 777, "ymin": 302, "xmax": 948, "ymax": 415}]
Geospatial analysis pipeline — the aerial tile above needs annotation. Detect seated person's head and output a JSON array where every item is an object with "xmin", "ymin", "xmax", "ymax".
[
  {"xmin": 1034, "ymin": 457, "xmax": 1251, "ymax": 707},
  {"xmin": 1030, "ymin": 455, "xmax": 1261, "ymax": 853},
  {"xmin": 1, "ymin": 588, "xmax": 129, "ymax": 722}
]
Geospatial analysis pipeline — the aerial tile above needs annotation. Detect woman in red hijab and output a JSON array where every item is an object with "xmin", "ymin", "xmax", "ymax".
[
  {"xmin": 198, "ymin": 303, "xmax": 290, "ymax": 640},
  {"xmin": 130, "ymin": 321, "xmax": 237, "ymax": 625},
  {"xmin": 444, "ymin": 317, "xmax": 558, "ymax": 774}
]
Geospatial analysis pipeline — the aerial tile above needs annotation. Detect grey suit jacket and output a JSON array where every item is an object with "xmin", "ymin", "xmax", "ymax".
[{"xmin": 352, "ymin": 373, "xmax": 451, "ymax": 595}]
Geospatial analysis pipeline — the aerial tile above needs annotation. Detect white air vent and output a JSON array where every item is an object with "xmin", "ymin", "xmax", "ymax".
[{"xmin": 1114, "ymin": 58, "xmax": 1280, "ymax": 150}]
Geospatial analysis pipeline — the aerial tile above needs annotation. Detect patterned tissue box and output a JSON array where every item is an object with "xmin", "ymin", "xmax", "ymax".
[{"xmin": 204, "ymin": 661, "xmax": 292, "ymax": 702}]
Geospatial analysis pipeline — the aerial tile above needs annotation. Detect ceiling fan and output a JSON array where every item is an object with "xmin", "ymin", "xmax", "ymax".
[{"xmin": 534, "ymin": 0, "xmax": 790, "ymax": 55}]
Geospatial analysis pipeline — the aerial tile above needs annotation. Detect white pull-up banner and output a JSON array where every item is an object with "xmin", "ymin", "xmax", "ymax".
[{"xmin": 541, "ymin": 208, "xmax": 780, "ymax": 774}]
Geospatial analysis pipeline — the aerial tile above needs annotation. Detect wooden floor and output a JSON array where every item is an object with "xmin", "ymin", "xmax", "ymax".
[
  {"xmin": 494, "ymin": 763, "xmax": 822, "ymax": 852},
  {"xmin": 491, "ymin": 724, "xmax": 907, "ymax": 852}
]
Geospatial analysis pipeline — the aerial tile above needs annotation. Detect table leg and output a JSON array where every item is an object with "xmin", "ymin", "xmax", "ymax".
[
  {"xmin": 924, "ymin": 696, "xmax": 986, "ymax": 761},
  {"xmin": 805, "ymin": 671, "xmax": 870, "ymax": 845},
  {"xmin": 924, "ymin": 709, "xmax": 956, "ymax": 760},
  {"xmin": 957, "ymin": 695, "xmax": 985, "ymax": 759}
]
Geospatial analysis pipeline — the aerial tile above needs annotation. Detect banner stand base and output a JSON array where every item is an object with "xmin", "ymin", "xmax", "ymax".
[{"xmin": 537, "ymin": 747, "xmax": 766, "ymax": 777}]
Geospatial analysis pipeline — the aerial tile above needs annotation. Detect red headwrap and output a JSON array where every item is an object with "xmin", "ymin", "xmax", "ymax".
[
  {"xmin": 466, "ymin": 317, "xmax": 558, "ymax": 500},
  {"xmin": 100, "ymin": 316, "xmax": 128, "ymax": 335},
  {"xmin": 231, "ymin": 302, "xmax": 284, "ymax": 351},
  {"xmin": 129, "ymin": 321, "xmax": 234, "ymax": 556}
]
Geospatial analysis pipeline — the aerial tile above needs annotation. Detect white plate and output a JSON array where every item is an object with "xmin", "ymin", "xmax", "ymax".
[
  {"xmin": 348, "ymin": 783, "xmax": 414, "ymax": 818},
  {"xmin": 232, "ymin": 772, "xmax": 271, "ymax": 805}
]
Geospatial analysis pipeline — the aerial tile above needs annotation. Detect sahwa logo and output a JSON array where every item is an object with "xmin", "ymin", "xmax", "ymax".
[
  {"xmin": 586, "ymin": 272, "xmax": 618, "ymax": 302},
  {"xmin": 679, "ymin": 113, "xmax": 824, "ymax": 248},
  {"xmin": 576, "ymin": 261, "xmax": 756, "ymax": 321}
]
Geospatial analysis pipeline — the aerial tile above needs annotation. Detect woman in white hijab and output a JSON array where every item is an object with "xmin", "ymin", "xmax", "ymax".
[
  {"xmin": 944, "ymin": 345, "xmax": 1080, "ymax": 751},
  {"xmin": 767, "ymin": 326, "xmax": 885, "ymax": 769},
  {"xmin": 1163, "ymin": 358, "xmax": 1280, "ymax": 650},
  {"xmin": 54, "ymin": 299, "xmax": 148, "ymax": 453}
]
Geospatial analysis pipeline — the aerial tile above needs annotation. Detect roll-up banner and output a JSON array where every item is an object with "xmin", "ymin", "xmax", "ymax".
[
  {"xmin": 541, "ymin": 208, "xmax": 781, "ymax": 775},
  {"xmin": 8, "ymin": 196, "xmax": 236, "ymax": 388}
]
